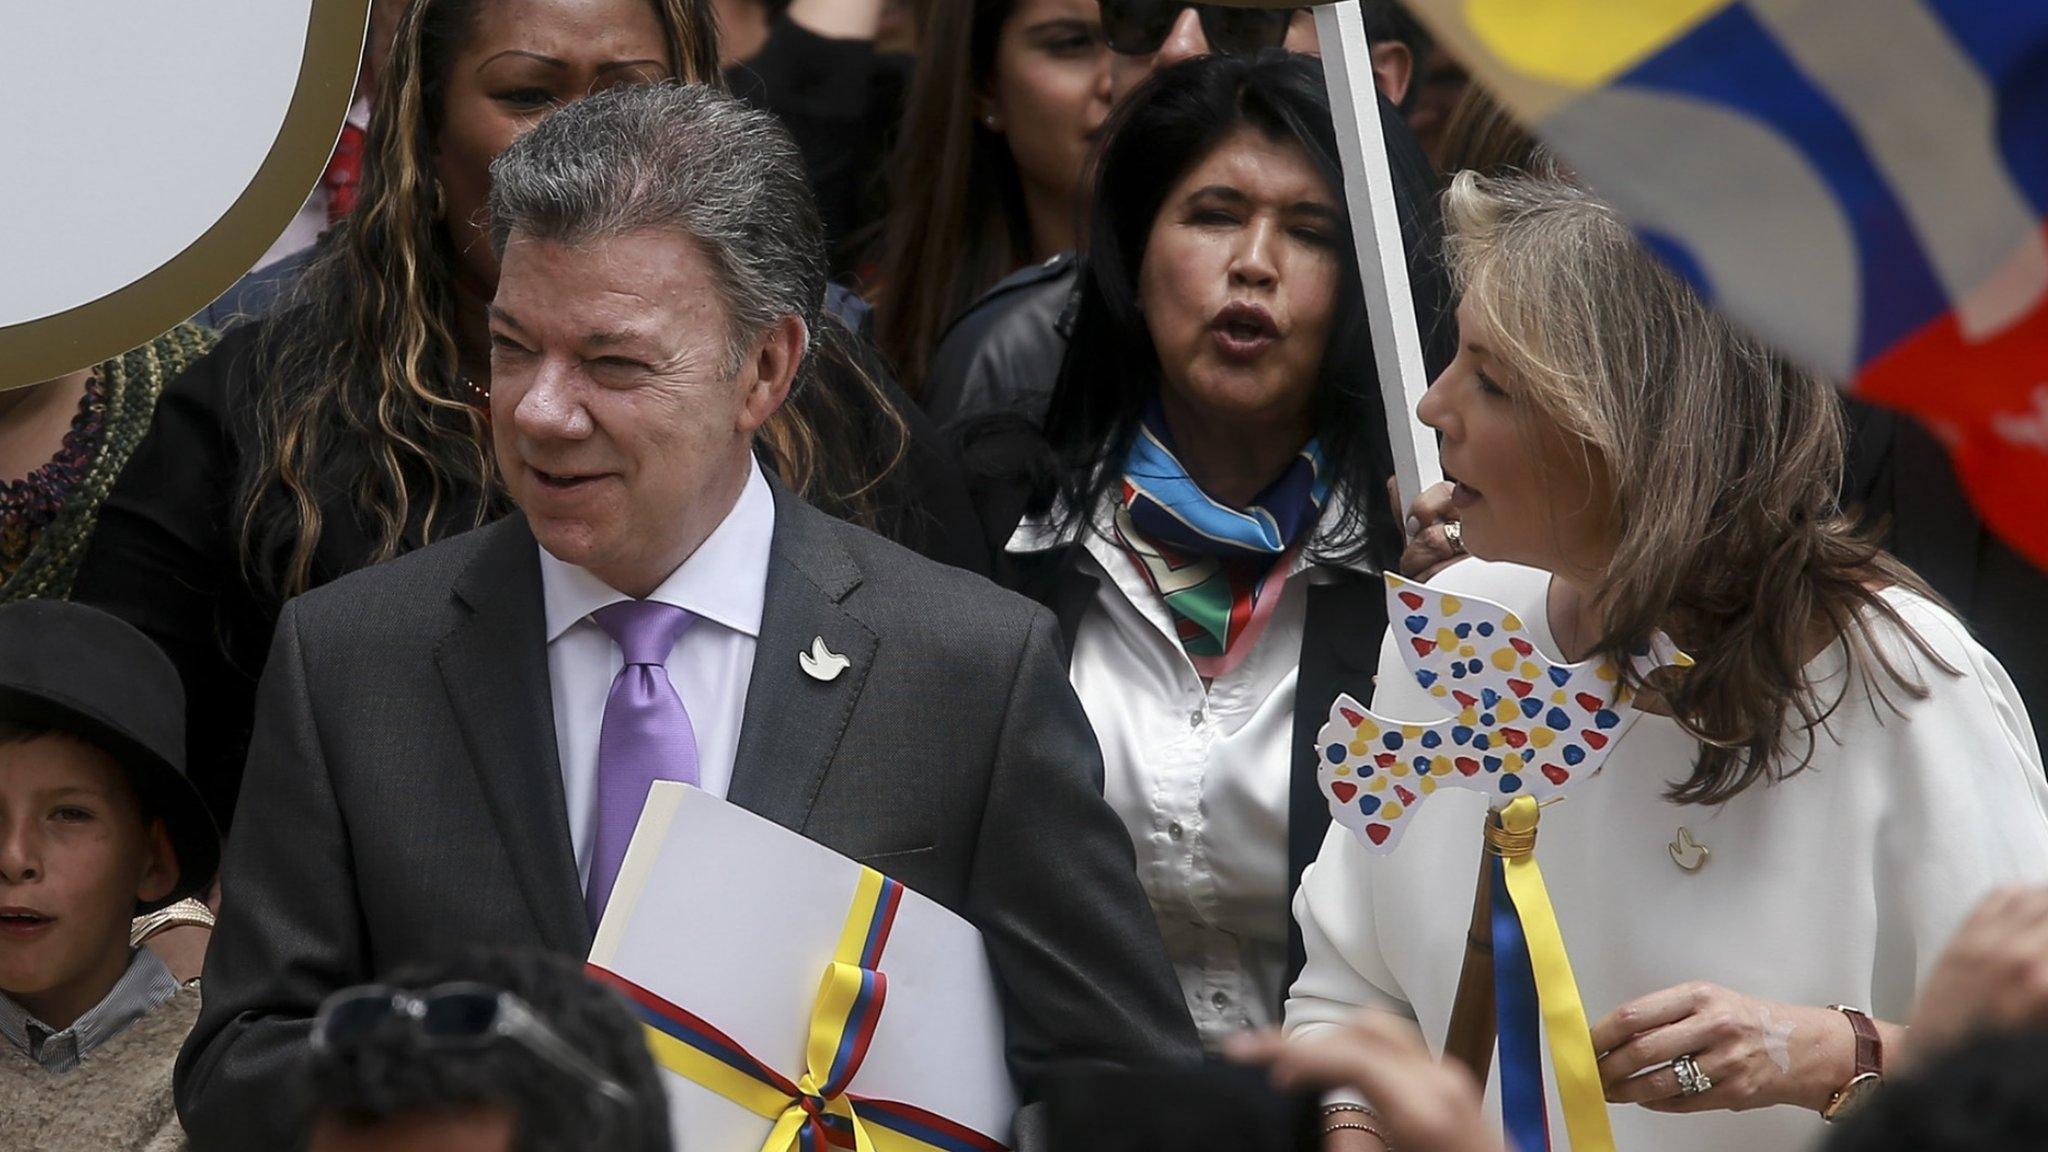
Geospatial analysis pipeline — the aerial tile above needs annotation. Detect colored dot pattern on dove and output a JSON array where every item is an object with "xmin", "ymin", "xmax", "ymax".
[{"xmin": 1316, "ymin": 573, "xmax": 1692, "ymax": 854}]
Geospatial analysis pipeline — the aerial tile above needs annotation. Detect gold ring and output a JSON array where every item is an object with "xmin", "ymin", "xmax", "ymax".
[{"xmin": 1442, "ymin": 519, "xmax": 1466, "ymax": 554}]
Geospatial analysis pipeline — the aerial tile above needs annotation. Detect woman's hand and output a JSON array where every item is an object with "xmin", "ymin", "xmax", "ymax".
[
  {"xmin": 1392, "ymin": 479, "xmax": 1465, "ymax": 580},
  {"xmin": 1228, "ymin": 1012, "xmax": 1504, "ymax": 1152},
  {"xmin": 1591, "ymin": 982, "xmax": 1856, "ymax": 1114},
  {"xmin": 1906, "ymin": 885, "xmax": 2048, "ymax": 1065}
]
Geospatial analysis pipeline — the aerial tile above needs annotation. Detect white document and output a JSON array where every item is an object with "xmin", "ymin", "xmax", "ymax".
[{"xmin": 590, "ymin": 783, "xmax": 1017, "ymax": 1151}]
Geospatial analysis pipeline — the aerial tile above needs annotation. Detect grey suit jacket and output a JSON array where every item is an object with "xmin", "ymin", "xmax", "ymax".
[{"xmin": 175, "ymin": 483, "xmax": 1199, "ymax": 1148}]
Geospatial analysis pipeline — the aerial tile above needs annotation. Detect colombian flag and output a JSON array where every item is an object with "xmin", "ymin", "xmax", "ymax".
[{"xmin": 1403, "ymin": 1, "xmax": 2048, "ymax": 569}]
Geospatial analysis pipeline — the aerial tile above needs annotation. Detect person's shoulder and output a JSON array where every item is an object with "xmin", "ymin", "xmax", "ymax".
[
  {"xmin": 802, "ymin": 502, "xmax": 1049, "ymax": 641},
  {"xmin": 923, "ymin": 254, "xmax": 1079, "ymax": 422},
  {"xmin": 195, "ymin": 246, "xmax": 313, "ymax": 330},
  {"xmin": 1862, "ymin": 583, "xmax": 2014, "ymax": 693},
  {"xmin": 934, "ymin": 253, "xmax": 1078, "ymax": 353},
  {"xmin": 1422, "ymin": 558, "xmax": 1552, "ymax": 616},
  {"xmin": 283, "ymin": 518, "xmax": 511, "ymax": 637}
]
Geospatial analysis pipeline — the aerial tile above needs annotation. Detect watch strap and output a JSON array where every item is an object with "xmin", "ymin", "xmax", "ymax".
[{"xmin": 1830, "ymin": 1004, "xmax": 1882, "ymax": 1077}]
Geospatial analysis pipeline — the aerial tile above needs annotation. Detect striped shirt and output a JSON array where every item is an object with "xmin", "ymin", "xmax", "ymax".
[{"xmin": 0, "ymin": 948, "xmax": 180, "ymax": 1073}]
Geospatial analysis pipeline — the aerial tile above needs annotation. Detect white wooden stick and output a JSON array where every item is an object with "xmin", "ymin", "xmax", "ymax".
[{"xmin": 1314, "ymin": 2, "xmax": 1442, "ymax": 517}]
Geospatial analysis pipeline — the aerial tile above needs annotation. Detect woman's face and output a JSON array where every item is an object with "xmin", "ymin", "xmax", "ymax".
[
  {"xmin": 1418, "ymin": 295, "xmax": 1615, "ymax": 576},
  {"xmin": 1137, "ymin": 127, "xmax": 1343, "ymax": 442},
  {"xmin": 984, "ymin": 0, "xmax": 1112, "ymax": 213},
  {"xmin": 433, "ymin": 0, "xmax": 672, "ymax": 299}
]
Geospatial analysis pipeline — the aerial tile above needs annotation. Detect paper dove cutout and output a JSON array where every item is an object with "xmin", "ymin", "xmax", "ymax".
[{"xmin": 1318, "ymin": 574, "xmax": 1692, "ymax": 853}]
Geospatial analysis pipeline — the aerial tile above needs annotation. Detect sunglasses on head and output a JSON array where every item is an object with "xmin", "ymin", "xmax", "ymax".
[
  {"xmin": 1099, "ymin": 0, "xmax": 1302, "ymax": 57},
  {"xmin": 312, "ymin": 982, "xmax": 635, "ymax": 1115}
]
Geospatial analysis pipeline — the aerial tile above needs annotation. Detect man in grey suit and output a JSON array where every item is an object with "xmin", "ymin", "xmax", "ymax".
[{"xmin": 176, "ymin": 83, "xmax": 1198, "ymax": 1148}]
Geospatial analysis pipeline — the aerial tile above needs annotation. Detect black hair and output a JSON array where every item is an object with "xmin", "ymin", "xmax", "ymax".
[
  {"xmin": 1823, "ymin": 1029, "xmax": 2048, "ymax": 1152},
  {"xmin": 1021, "ymin": 51, "xmax": 1452, "ymax": 570},
  {"xmin": 1361, "ymin": 0, "xmax": 1431, "ymax": 59},
  {"xmin": 300, "ymin": 949, "xmax": 671, "ymax": 1152}
]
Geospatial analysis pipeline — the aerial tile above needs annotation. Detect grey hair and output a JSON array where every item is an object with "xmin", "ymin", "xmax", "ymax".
[
  {"xmin": 486, "ymin": 82, "xmax": 825, "ymax": 382},
  {"xmin": 1442, "ymin": 170, "xmax": 1950, "ymax": 806}
]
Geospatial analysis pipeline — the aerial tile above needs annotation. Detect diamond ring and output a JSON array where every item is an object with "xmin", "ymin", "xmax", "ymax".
[{"xmin": 1673, "ymin": 1054, "xmax": 1713, "ymax": 1096}]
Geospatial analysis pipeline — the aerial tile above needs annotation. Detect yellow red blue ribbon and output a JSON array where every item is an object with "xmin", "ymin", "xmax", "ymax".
[
  {"xmin": 1491, "ymin": 797, "xmax": 1614, "ymax": 1152},
  {"xmin": 588, "ymin": 868, "xmax": 1005, "ymax": 1152}
]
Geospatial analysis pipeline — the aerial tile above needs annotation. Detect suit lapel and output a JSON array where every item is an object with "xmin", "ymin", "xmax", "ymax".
[
  {"xmin": 436, "ymin": 516, "xmax": 590, "ymax": 955},
  {"xmin": 1284, "ymin": 572, "xmax": 1388, "ymax": 993},
  {"xmin": 726, "ymin": 485, "xmax": 880, "ymax": 834}
]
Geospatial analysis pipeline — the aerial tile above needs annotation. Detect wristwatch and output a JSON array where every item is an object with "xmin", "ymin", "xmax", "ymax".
[{"xmin": 1822, "ymin": 1005, "xmax": 1883, "ymax": 1122}]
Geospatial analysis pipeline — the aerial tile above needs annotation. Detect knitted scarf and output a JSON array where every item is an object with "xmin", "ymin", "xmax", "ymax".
[
  {"xmin": 1114, "ymin": 404, "xmax": 1327, "ymax": 678},
  {"xmin": 0, "ymin": 322, "xmax": 216, "ymax": 603}
]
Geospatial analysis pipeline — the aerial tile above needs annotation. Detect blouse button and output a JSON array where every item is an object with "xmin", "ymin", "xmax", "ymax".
[
  {"xmin": 1211, "ymin": 990, "xmax": 1230, "ymax": 1010},
  {"xmin": 1187, "ymin": 708, "xmax": 1204, "ymax": 729},
  {"xmin": 1167, "ymin": 821, "xmax": 1185, "ymax": 841}
]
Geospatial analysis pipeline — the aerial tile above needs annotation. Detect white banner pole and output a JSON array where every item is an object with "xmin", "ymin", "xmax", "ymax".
[{"xmin": 1313, "ymin": 1, "xmax": 1442, "ymax": 516}]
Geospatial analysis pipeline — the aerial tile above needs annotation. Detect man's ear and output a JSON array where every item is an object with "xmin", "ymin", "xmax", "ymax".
[
  {"xmin": 1370, "ymin": 41, "xmax": 1414, "ymax": 107},
  {"xmin": 135, "ymin": 817, "xmax": 179, "ymax": 908},
  {"xmin": 736, "ymin": 313, "xmax": 806, "ymax": 435}
]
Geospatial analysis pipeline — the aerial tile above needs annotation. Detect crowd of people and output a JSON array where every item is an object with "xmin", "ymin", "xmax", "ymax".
[{"xmin": 6, "ymin": 2, "xmax": 2048, "ymax": 1150}]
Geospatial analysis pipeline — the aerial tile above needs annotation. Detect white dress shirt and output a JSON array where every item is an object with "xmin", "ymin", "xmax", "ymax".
[
  {"xmin": 541, "ymin": 459, "xmax": 775, "ymax": 889},
  {"xmin": 1287, "ymin": 558, "xmax": 2048, "ymax": 1152},
  {"xmin": 1009, "ymin": 501, "xmax": 1371, "ymax": 1049}
]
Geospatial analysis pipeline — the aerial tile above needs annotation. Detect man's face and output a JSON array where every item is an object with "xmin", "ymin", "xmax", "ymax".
[
  {"xmin": 0, "ymin": 736, "xmax": 175, "ymax": 1031},
  {"xmin": 309, "ymin": 1108, "xmax": 517, "ymax": 1152},
  {"xmin": 1106, "ymin": 4, "xmax": 1319, "ymax": 104},
  {"xmin": 488, "ymin": 228, "xmax": 796, "ymax": 597}
]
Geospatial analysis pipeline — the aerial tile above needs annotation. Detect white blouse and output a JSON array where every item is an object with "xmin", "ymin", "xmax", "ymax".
[
  {"xmin": 1009, "ymin": 509, "xmax": 1371, "ymax": 1049},
  {"xmin": 1286, "ymin": 559, "xmax": 2048, "ymax": 1152}
]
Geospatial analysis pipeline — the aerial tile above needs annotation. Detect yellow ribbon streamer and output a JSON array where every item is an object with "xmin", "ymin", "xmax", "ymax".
[
  {"xmin": 1497, "ymin": 797, "xmax": 1616, "ymax": 1152},
  {"xmin": 638, "ymin": 868, "xmax": 964, "ymax": 1152}
]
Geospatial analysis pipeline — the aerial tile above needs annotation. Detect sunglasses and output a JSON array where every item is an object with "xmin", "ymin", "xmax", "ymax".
[
  {"xmin": 1099, "ymin": 0, "xmax": 1302, "ymax": 57},
  {"xmin": 312, "ymin": 982, "xmax": 636, "ymax": 1115}
]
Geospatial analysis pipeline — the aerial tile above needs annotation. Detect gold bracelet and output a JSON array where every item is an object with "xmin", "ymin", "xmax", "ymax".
[{"xmin": 130, "ymin": 897, "xmax": 217, "ymax": 947}]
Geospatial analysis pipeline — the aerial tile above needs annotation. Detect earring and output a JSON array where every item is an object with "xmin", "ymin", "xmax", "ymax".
[{"xmin": 982, "ymin": 113, "xmax": 1001, "ymax": 130}]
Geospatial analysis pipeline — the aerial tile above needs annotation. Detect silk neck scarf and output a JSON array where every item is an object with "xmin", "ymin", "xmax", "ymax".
[{"xmin": 1114, "ymin": 403, "xmax": 1328, "ymax": 679}]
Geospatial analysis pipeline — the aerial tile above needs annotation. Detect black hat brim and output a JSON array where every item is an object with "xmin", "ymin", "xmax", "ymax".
[{"xmin": 0, "ymin": 686, "xmax": 219, "ymax": 911}]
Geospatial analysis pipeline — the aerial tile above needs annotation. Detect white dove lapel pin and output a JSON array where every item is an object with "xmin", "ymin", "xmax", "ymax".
[{"xmin": 799, "ymin": 636, "xmax": 851, "ymax": 682}]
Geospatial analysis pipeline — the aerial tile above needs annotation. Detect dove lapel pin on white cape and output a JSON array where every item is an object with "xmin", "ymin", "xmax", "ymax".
[
  {"xmin": 1669, "ymin": 826, "xmax": 1710, "ymax": 872},
  {"xmin": 799, "ymin": 636, "xmax": 851, "ymax": 682}
]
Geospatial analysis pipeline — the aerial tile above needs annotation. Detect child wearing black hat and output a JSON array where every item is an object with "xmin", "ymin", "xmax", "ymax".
[{"xmin": 0, "ymin": 600, "xmax": 220, "ymax": 1151}]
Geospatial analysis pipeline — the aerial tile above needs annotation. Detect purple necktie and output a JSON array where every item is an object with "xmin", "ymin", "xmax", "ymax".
[{"xmin": 585, "ymin": 599, "xmax": 699, "ymax": 927}]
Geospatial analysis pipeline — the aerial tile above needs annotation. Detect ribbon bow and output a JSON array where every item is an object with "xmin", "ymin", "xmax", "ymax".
[{"xmin": 590, "ymin": 870, "xmax": 1005, "ymax": 1152}]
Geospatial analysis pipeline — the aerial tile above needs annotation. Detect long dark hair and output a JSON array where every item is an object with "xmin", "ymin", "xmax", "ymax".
[
  {"xmin": 239, "ymin": 0, "xmax": 723, "ymax": 601},
  {"xmin": 866, "ymin": 0, "xmax": 1029, "ymax": 394},
  {"xmin": 1030, "ymin": 51, "xmax": 1452, "ymax": 569}
]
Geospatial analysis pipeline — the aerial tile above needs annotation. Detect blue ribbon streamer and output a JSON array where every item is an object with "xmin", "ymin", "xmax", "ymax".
[{"xmin": 1492, "ymin": 856, "xmax": 1551, "ymax": 1152}]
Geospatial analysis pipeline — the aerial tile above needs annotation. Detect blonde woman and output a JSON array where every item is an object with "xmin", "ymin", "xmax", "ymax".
[
  {"xmin": 1283, "ymin": 173, "xmax": 2048, "ymax": 1151},
  {"xmin": 73, "ymin": 0, "xmax": 969, "ymax": 828}
]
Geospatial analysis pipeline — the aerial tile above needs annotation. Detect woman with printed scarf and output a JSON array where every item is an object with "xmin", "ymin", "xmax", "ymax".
[{"xmin": 966, "ymin": 49, "xmax": 1454, "ymax": 1051}]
